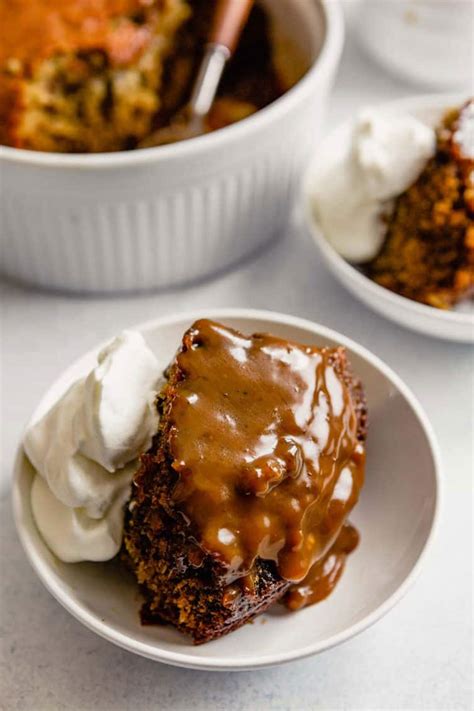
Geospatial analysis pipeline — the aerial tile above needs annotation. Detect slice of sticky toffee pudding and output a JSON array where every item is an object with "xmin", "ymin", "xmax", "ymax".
[{"xmin": 124, "ymin": 320, "xmax": 367, "ymax": 644}]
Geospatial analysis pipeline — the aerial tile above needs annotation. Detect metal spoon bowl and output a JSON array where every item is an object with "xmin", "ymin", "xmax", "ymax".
[{"xmin": 140, "ymin": 0, "xmax": 254, "ymax": 148}]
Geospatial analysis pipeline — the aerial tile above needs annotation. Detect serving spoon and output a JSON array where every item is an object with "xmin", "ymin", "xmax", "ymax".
[{"xmin": 140, "ymin": 0, "xmax": 254, "ymax": 148}]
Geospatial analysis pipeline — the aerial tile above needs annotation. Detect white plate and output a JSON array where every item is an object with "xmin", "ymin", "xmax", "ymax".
[
  {"xmin": 12, "ymin": 309, "xmax": 441, "ymax": 671},
  {"xmin": 303, "ymin": 94, "xmax": 474, "ymax": 343}
]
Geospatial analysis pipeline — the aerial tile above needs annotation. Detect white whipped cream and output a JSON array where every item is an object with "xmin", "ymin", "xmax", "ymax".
[
  {"xmin": 24, "ymin": 331, "xmax": 162, "ymax": 563},
  {"xmin": 312, "ymin": 110, "xmax": 436, "ymax": 262}
]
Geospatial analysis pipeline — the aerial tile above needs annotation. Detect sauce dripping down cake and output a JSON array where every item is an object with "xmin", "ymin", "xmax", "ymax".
[{"xmin": 124, "ymin": 320, "xmax": 367, "ymax": 643}]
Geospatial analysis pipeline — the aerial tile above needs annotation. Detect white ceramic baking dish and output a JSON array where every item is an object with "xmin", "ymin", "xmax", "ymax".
[{"xmin": 0, "ymin": 0, "xmax": 344, "ymax": 294}]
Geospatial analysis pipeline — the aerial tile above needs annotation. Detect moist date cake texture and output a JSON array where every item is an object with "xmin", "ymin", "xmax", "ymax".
[{"xmin": 124, "ymin": 320, "xmax": 367, "ymax": 644}]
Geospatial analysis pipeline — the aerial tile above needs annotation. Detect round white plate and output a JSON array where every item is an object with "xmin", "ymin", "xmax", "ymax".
[
  {"xmin": 12, "ymin": 309, "xmax": 441, "ymax": 671},
  {"xmin": 303, "ymin": 94, "xmax": 474, "ymax": 343}
]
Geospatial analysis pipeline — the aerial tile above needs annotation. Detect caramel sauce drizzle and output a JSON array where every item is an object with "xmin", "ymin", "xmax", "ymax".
[{"xmin": 168, "ymin": 320, "xmax": 365, "ymax": 609}]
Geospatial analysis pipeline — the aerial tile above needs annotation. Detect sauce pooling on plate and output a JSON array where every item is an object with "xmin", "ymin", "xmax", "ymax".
[
  {"xmin": 167, "ymin": 320, "xmax": 366, "ymax": 607},
  {"xmin": 284, "ymin": 523, "xmax": 360, "ymax": 610}
]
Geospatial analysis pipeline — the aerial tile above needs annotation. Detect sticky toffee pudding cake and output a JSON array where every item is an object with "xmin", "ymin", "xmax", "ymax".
[{"xmin": 124, "ymin": 320, "xmax": 367, "ymax": 644}]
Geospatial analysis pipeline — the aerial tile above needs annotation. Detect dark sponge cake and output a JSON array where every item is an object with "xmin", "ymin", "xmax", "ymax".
[{"xmin": 124, "ymin": 320, "xmax": 367, "ymax": 644}]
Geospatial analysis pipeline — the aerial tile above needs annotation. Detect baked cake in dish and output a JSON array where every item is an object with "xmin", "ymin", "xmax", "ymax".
[
  {"xmin": 0, "ymin": 0, "xmax": 190, "ymax": 152},
  {"xmin": 0, "ymin": 0, "xmax": 284, "ymax": 152},
  {"xmin": 124, "ymin": 320, "xmax": 367, "ymax": 644}
]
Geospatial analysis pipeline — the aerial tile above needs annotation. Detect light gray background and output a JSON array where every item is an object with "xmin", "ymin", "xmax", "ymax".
[{"xmin": 1, "ymin": 17, "xmax": 473, "ymax": 711}]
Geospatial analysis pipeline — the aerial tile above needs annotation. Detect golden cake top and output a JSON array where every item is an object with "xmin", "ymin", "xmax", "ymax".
[{"xmin": 0, "ymin": 0, "xmax": 185, "ymax": 69}]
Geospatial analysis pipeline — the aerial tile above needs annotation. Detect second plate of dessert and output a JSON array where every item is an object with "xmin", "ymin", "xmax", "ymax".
[
  {"xmin": 12, "ymin": 309, "xmax": 440, "ymax": 670},
  {"xmin": 304, "ymin": 94, "xmax": 473, "ymax": 342}
]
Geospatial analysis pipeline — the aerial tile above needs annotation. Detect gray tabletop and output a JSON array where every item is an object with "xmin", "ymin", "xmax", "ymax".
[{"xmin": 1, "ymin": 27, "xmax": 472, "ymax": 711}]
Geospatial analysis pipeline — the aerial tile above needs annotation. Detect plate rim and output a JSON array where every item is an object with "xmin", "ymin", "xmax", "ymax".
[
  {"xmin": 11, "ymin": 307, "xmax": 443, "ymax": 670},
  {"xmin": 302, "ymin": 92, "xmax": 474, "ymax": 342}
]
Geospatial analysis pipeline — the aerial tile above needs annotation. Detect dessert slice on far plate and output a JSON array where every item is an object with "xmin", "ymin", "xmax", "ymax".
[
  {"xmin": 368, "ymin": 99, "xmax": 474, "ymax": 309},
  {"xmin": 305, "ymin": 95, "xmax": 474, "ymax": 341}
]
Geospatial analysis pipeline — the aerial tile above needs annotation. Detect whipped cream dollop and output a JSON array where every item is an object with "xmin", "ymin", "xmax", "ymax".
[
  {"xmin": 311, "ymin": 110, "xmax": 436, "ymax": 262},
  {"xmin": 24, "ymin": 331, "xmax": 162, "ymax": 563}
]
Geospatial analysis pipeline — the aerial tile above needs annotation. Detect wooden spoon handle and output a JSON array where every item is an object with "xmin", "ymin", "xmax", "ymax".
[{"xmin": 208, "ymin": 0, "xmax": 255, "ymax": 56}]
